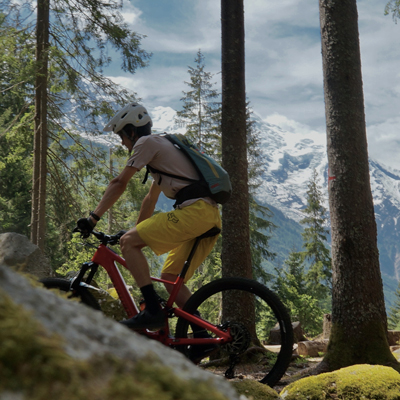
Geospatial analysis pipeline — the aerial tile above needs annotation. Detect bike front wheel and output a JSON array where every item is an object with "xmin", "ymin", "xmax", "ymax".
[
  {"xmin": 40, "ymin": 278, "xmax": 101, "ymax": 311},
  {"xmin": 175, "ymin": 277, "xmax": 293, "ymax": 387}
]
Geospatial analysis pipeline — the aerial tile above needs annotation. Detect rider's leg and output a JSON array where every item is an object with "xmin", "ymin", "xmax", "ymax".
[
  {"xmin": 120, "ymin": 228, "xmax": 151, "ymax": 287},
  {"xmin": 161, "ymin": 233, "xmax": 220, "ymax": 288},
  {"xmin": 160, "ymin": 272, "xmax": 192, "ymax": 308},
  {"xmin": 120, "ymin": 201, "xmax": 221, "ymax": 329},
  {"xmin": 119, "ymin": 228, "xmax": 164, "ymax": 329},
  {"xmin": 161, "ymin": 235, "xmax": 220, "ymax": 335}
]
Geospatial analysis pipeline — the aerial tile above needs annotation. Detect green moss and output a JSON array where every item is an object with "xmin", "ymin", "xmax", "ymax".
[
  {"xmin": 0, "ymin": 289, "xmax": 231, "ymax": 400},
  {"xmin": 0, "ymin": 289, "xmax": 87, "ymax": 399},
  {"xmin": 108, "ymin": 360, "xmax": 229, "ymax": 400},
  {"xmin": 324, "ymin": 321, "xmax": 398, "ymax": 371},
  {"xmin": 90, "ymin": 287, "xmax": 127, "ymax": 321},
  {"xmin": 232, "ymin": 380, "xmax": 279, "ymax": 400},
  {"xmin": 280, "ymin": 364, "xmax": 400, "ymax": 400}
]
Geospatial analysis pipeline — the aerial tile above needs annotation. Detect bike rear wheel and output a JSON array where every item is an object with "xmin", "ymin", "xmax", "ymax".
[
  {"xmin": 40, "ymin": 278, "xmax": 101, "ymax": 311},
  {"xmin": 175, "ymin": 277, "xmax": 293, "ymax": 387}
]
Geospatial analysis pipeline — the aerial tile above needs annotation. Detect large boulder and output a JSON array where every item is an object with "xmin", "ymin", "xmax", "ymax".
[
  {"xmin": 0, "ymin": 232, "xmax": 52, "ymax": 278},
  {"xmin": 0, "ymin": 263, "xmax": 241, "ymax": 400}
]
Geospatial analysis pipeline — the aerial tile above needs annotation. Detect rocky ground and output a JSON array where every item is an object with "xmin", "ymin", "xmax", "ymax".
[
  {"xmin": 273, "ymin": 356, "xmax": 323, "ymax": 392},
  {"xmin": 195, "ymin": 344, "xmax": 324, "ymax": 394}
]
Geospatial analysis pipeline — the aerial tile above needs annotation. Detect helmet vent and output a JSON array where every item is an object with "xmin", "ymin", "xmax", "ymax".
[{"xmin": 103, "ymin": 102, "xmax": 152, "ymax": 132}]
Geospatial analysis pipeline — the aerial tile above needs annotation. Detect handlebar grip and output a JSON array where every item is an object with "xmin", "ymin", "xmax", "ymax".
[
  {"xmin": 73, "ymin": 225, "xmax": 91, "ymax": 239},
  {"xmin": 108, "ymin": 230, "xmax": 127, "ymax": 245}
]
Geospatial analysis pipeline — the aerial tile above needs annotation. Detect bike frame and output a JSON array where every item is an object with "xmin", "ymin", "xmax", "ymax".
[{"xmin": 72, "ymin": 239, "xmax": 232, "ymax": 348}]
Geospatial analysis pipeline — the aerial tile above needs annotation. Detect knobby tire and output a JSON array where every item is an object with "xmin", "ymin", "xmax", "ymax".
[{"xmin": 40, "ymin": 278, "xmax": 101, "ymax": 311}]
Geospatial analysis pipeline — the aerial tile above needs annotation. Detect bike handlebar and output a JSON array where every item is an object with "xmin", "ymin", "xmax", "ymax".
[{"xmin": 74, "ymin": 228, "xmax": 127, "ymax": 246}]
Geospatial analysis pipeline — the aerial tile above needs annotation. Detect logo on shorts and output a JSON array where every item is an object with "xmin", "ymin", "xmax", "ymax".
[{"xmin": 167, "ymin": 212, "xmax": 179, "ymax": 223}]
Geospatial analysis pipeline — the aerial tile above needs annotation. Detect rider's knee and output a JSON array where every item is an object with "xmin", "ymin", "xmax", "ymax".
[{"xmin": 120, "ymin": 229, "xmax": 144, "ymax": 251}]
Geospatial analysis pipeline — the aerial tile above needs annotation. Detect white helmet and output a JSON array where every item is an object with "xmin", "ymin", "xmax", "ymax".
[{"xmin": 103, "ymin": 102, "xmax": 152, "ymax": 133}]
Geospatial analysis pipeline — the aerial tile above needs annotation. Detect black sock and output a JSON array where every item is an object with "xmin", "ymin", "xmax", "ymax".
[{"xmin": 140, "ymin": 284, "xmax": 161, "ymax": 315}]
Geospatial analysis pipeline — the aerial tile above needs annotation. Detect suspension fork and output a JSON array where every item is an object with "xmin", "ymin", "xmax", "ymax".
[{"xmin": 70, "ymin": 261, "xmax": 98, "ymax": 290}]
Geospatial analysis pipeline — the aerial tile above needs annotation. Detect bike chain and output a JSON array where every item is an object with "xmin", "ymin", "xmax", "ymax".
[{"xmin": 225, "ymin": 354, "xmax": 240, "ymax": 379}]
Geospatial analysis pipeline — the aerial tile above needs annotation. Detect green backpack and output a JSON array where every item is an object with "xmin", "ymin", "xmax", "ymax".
[{"xmin": 144, "ymin": 133, "xmax": 232, "ymax": 206}]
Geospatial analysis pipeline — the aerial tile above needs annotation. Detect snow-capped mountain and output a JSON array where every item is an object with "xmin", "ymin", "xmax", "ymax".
[
  {"xmin": 252, "ymin": 113, "xmax": 400, "ymax": 236},
  {"xmin": 249, "ymin": 113, "xmax": 400, "ymax": 284},
  {"xmin": 253, "ymin": 114, "xmax": 329, "ymax": 222}
]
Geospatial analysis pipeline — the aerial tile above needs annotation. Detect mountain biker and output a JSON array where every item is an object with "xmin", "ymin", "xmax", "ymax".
[{"xmin": 76, "ymin": 102, "xmax": 221, "ymax": 331}]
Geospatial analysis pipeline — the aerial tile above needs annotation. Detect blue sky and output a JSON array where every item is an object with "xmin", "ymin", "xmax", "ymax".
[{"xmin": 105, "ymin": 0, "xmax": 400, "ymax": 170}]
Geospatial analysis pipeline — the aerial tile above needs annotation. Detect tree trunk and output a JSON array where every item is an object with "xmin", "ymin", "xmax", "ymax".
[
  {"xmin": 318, "ymin": 0, "xmax": 397, "ymax": 370},
  {"xmin": 220, "ymin": 0, "xmax": 255, "ymax": 338},
  {"xmin": 31, "ymin": 0, "xmax": 50, "ymax": 250},
  {"xmin": 108, "ymin": 148, "xmax": 113, "ymax": 232},
  {"xmin": 322, "ymin": 313, "xmax": 332, "ymax": 340}
]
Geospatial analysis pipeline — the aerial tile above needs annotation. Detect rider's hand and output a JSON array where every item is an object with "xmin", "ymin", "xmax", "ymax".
[{"xmin": 75, "ymin": 217, "xmax": 96, "ymax": 238}]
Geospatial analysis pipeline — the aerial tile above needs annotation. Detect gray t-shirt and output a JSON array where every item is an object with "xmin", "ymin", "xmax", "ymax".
[{"xmin": 126, "ymin": 134, "xmax": 200, "ymax": 200}]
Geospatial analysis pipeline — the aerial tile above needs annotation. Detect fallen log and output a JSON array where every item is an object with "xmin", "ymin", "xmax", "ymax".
[
  {"xmin": 387, "ymin": 330, "xmax": 400, "ymax": 346},
  {"xmin": 268, "ymin": 321, "xmax": 307, "ymax": 344},
  {"xmin": 297, "ymin": 339, "xmax": 329, "ymax": 357}
]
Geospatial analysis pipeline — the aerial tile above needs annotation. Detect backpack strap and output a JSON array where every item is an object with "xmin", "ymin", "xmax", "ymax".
[
  {"xmin": 142, "ymin": 165, "xmax": 211, "ymax": 208},
  {"xmin": 142, "ymin": 166, "xmax": 151, "ymax": 184},
  {"xmin": 173, "ymin": 182, "xmax": 211, "ymax": 209},
  {"xmin": 143, "ymin": 165, "xmax": 198, "ymax": 184}
]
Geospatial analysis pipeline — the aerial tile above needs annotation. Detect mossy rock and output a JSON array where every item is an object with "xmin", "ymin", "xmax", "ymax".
[
  {"xmin": 0, "ymin": 289, "xmax": 233, "ymax": 400},
  {"xmin": 90, "ymin": 287, "xmax": 127, "ymax": 321},
  {"xmin": 280, "ymin": 364, "xmax": 400, "ymax": 399},
  {"xmin": 232, "ymin": 380, "xmax": 279, "ymax": 399}
]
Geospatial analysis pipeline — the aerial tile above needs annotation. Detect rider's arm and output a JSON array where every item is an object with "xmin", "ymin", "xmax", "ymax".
[
  {"xmin": 91, "ymin": 166, "xmax": 138, "ymax": 222},
  {"xmin": 136, "ymin": 181, "xmax": 162, "ymax": 225}
]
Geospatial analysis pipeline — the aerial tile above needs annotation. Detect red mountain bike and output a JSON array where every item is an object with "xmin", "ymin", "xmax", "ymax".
[{"xmin": 40, "ymin": 228, "xmax": 293, "ymax": 387}]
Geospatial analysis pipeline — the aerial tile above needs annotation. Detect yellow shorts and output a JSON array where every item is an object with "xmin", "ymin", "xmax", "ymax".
[{"xmin": 136, "ymin": 200, "xmax": 221, "ymax": 282}]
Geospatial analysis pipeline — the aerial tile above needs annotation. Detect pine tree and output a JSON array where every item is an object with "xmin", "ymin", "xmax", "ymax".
[
  {"xmin": 301, "ymin": 169, "xmax": 332, "ymax": 301},
  {"xmin": 246, "ymin": 104, "xmax": 275, "ymax": 283},
  {"xmin": 0, "ymin": 11, "xmax": 36, "ymax": 235},
  {"xmin": 176, "ymin": 51, "xmax": 275, "ymax": 285},
  {"xmin": 175, "ymin": 49, "xmax": 220, "ymax": 155},
  {"xmin": 274, "ymin": 252, "xmax": 324, "ymax": 337},
  {"xmin": 2, "ymin": 0, "xmax": 150, "ymax": 248},
  {"xmin": 274, "ymin": 170, "xmax": 331, "ymax": 336},
  {"xmin": 319, "ymin": 0, "xmax": 396, "ymax": 371},
  {"xmin": 385, "ymin": 0, "xmax": 400, "ymax": 21},
  {"xmin": 2, "ymin": 1, "xmax": 150, "ymax": 251}
]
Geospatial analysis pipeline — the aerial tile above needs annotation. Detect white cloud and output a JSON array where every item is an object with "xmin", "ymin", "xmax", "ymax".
[
  {"xmin": 105, "ymin": 0, "xmax": 400, "ymax": 170},
  {"xmin": 367, "ymin": 117, "xmax": 400, "ymax": 171},
  {"xmin": 119, "ymin": 2, "xmax": 143, "ymax": 27},
  {"xmin": 264, "ymin": 113, "xmax": 325, "ymax": 142}
]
